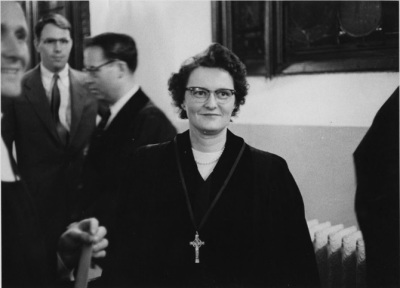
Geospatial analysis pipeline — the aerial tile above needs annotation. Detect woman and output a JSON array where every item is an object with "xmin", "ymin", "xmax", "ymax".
[{"xmin": 102, "ymin": 43, "xmax": 320, "ymax": 287}]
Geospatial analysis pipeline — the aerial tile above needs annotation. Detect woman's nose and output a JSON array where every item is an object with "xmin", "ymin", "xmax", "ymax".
[{"xmin": 204, "ymin": 92, "xmax": 218, "ymax": 108}]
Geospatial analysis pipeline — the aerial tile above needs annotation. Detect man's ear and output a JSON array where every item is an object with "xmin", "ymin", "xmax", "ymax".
[{"xmin": 117, "ymin": 61, "xmax": 128, "ymax": 78}]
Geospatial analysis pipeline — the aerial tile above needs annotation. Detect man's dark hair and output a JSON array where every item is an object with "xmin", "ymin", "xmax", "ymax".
[
  {"xmin": 85, "ymin": 32, "xmax": 138, "ymax": 73},
  {"xmin": 168, "ymin": 43, "xmax": 248, "ymax": 119},
  {"xmin": 35, "ymin": 13, "xmax": 71, "ymax": 39}
]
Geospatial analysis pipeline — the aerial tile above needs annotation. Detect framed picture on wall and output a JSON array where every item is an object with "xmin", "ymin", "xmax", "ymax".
[{"xmin": 212, "ymin": 1, "xmax": 399, "ymax": 78}]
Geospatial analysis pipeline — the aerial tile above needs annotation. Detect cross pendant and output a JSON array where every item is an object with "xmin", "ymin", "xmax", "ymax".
[{"xmin": 189, "ymin": 231, "xmax": 205, "ymax": 263}]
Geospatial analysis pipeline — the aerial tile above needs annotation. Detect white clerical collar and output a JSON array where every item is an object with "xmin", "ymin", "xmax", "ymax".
[
  {"xmin": 107, "ymin": 84, "xmax": 140, "ymax": 128},
  {"xmin": 40, "ymin": 63, "xmax": 69, "ymax": 80}
]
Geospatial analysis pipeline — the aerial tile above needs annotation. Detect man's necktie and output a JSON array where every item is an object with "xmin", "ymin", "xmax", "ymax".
[
  {"xmin": 96, "ymin": 104, "xmax": 111, "ymax": 133},
  {"xmin": 51, "ymin": 74, "xmax": 68, "ymax": 145},
  {"xmin": 89, "ymin": 105, "xmax": 110, "ymax": 153}
]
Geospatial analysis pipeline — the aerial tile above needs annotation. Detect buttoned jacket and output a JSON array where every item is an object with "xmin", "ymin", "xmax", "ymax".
[{"xmin": 2, "ymin": 65, "xmax": 97, "ymax": 264}]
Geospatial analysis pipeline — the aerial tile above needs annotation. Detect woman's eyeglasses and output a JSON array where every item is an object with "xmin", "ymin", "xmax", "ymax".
[{"xmin": 186, "ymin": 87, "xmax": 235, "ymax": 103}]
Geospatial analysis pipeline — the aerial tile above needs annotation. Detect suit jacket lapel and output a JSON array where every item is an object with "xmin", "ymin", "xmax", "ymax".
[
  {"xmin": 24, "ymin": 66, "xmax": 60, "ymax": 142},
  {"xmin": 106, "ymin": 88, "xmax": 149, "ymax": 135},
  {"xmin": 69, "ymin": 69, "xmax": 85, "ymax": 143}
]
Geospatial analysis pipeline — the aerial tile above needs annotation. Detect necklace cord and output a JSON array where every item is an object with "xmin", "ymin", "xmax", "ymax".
[
  {"xmin": 174, "ymin": 137, "xmax": 246, "ymax": 232},
  {"xmin": 174, "ymin": 138, "xmax": 196, "ymax": 229},
  {"xmin": 193, "ymin": 147, "xmax": 225, "ymax": 165}
]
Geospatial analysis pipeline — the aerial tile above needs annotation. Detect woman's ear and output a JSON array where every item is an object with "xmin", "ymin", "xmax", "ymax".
[{"xmin": 181, "ymin": 97, "xmax": 187, "ymax": 110}]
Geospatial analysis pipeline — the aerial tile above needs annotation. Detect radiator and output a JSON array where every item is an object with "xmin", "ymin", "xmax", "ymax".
[{"xmin": 307, "ymin": 219, "xmax": 366, "ymax": 288}]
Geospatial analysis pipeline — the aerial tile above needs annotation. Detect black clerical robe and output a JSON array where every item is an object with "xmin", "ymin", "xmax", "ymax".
[
  {"xmin": 99, "ymin": 130, "xmax": 320, "ymax": 287},
  {"xmin": 354, "ymin": 87, "xmax": 399, "ymax": 287}
]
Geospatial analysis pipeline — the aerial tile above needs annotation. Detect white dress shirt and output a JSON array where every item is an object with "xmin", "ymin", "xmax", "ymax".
[
  {"xmin": 40, "ymin": 63, "xmax": 71, "ymax": 132},
  {"xmin": 1, "ymin": 113, "xmax": 18, "ymax": 181},
  {"xmin": 1, "ymin": 136, "xmax": 17, "ymax": 181}
]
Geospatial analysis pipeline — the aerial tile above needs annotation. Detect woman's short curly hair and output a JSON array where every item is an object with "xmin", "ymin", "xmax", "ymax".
[{"xmin": 168, "ymin": 43, "xmax": 249, "ymax": 119}]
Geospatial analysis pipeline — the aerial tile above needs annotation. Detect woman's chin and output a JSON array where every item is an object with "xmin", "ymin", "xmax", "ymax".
[{"xmin": 199, "ymin": 127, "xmax": 226, "ymax": 135}]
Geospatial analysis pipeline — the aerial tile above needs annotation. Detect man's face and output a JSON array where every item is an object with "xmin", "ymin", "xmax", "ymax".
[
  {"xmin": 1, "ymin": 2, "xmax": 30, "ymax": 97},
  {"xmin": 84, "ymin": 46, "xmax": 118, "ymax": 105},
  {"xmin": 35, "ymin": 23, "xmax": 72, "ymax": 72}
]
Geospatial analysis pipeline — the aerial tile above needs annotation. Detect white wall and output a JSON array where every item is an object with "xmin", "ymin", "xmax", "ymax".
[
  {"xmin": 89, "ymin": 0, "xmax": 399, "ymax": 227},
  {"xmin": 90, "ymin": 0, "xmax": 213, "ymax": 123},
  {"xmin": 90, "ymin": 1, "xmax": 398, "ymax": 129},
  {"xmin": 243, "ymin": 73, "xmax": 398, "ymax": 127}
]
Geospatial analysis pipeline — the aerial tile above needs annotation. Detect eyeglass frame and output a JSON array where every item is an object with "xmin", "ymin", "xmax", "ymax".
[
  {"xmin": 83, "ymin": 59, "xmax": 117, "ymax": 74},
  {"xmin": 185, "ymin": 87, "xmax": 236, "ymax": 103}
]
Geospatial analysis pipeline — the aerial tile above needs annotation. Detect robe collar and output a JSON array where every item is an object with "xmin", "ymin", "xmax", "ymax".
[{"xmin": 175, "ymin": 129, "xmax": 246, "ymax": 196}]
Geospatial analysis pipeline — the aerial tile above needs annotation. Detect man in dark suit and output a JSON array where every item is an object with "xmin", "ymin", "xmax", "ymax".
[
  {"xmin": 1, "ymin": 3, "xmax": 107, "ymax": 286},
  {"xmin": 77, "ymin": 32, "xmax": 176, "ymax": 232},
  {"xmin": 2, "ymin": 13, "xmax": 97, "ymax": 269}
]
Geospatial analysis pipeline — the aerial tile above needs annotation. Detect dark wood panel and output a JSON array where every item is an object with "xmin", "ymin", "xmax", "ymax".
[
  {"xmin": 212, "ymin": 1, "xmax": 399, "ymax": 78},
  {"xmin": 21, "ymin": 1, "xmax": 90, "ymax": 70}
]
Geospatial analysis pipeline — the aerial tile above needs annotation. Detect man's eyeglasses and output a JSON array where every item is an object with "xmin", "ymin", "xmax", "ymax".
[
  {"xmin": 83, "ymin": 59, "xmax": 117, "ymax": 74},
  {"xmin": 185, "ymin": 87, "xmax": 235, "ymax": 103}
]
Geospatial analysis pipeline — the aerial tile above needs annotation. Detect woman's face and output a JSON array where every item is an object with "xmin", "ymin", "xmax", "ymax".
[{"xmin": 183, "ymin": 67, "xmax": 235, "ymax": 136}]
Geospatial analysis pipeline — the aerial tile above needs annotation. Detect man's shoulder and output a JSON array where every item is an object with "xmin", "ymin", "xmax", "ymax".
[
  {"xmin": 137, "ymin": 140, "xmax": 171, "ymax": 154},
  {"xmin": 124, "ymin": 140, "xmax": 173, "ymax": 174},
  {"xmin": 135, "ymin": 140, "xmax": 172, "ymax": 161},
  {"xmin": 141, "ymin": 100, "xmax": 165, "ymax": 116},
  {"xmin": 69, "ymin": 68, "xmax": 87, "ymax": 84},
  {"xmin": 69, "ymin": 67, "xmax": 85, "ymax": 76},
  {"xmin": 22, "ymin": 66, "xmax": 40, "ymax": 83},
  {"xmin": 135, "ymin": 91, "xmax": 168, "ymax": 118},
  {"xmin": 22, "ymin": 66, "xmax": 86, "ymax": 85},
  {"xmin": 135, "ymin": 92, "xmax": 173, "ymax": 123},
  {"xmin": 248, "ymin": 145, "xmax": 288, "ymax": 170}
]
